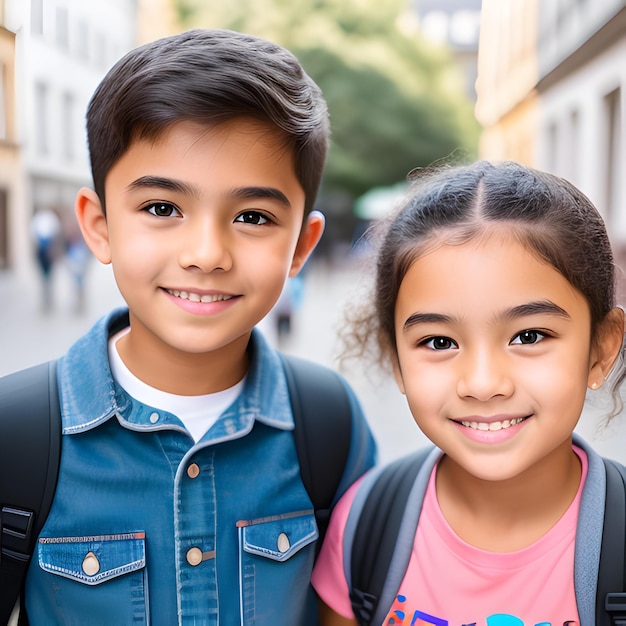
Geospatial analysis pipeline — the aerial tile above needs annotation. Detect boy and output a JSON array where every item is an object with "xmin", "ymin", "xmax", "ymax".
[{"xmin": 8, "ymin": 29, "xmax": 376, "ymax": 624}]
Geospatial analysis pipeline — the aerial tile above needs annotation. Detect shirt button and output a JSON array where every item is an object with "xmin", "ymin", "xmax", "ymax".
[
  {"xmin": 187, "ymin": 547, "xmax": 203, "ymax": 566},
  {"xmin": 277, "ymin": 532, "xmax": 290, "ymax": 553},
  {"xmin": 187, "ymin": 463, "xmax": 200, "ymax": 479},
  {"xmin": 82, "ymin": 551, "xmax": 100, "ymax": 576},
  {"xmin": 149, "ymin": 412, "xmax": 159, "ymax": 424}
]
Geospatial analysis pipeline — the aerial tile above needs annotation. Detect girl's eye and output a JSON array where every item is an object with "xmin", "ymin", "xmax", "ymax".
[
  {"xmin": 421, "ymin": 336, "xmax": 457, "ymax": 351},
  {"xmin": 511, "ymin": 330, "xmax": 546, "ymax": 345},
  {"xmin": 145, "ymin": 202, "xmax": 181, "ymax": 218},
  {"xmin": 235, "ymin": 211, "xmax": 269, "ymax": 226}
]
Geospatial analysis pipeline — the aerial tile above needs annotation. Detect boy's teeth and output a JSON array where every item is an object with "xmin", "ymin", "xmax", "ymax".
[
  {"xmin": 168, "ymin": 289, "xmax": 231, "ymax": 303},
  {"xmin": 460, "ymin": 417, "xmax": 525, "ymax": 431}
]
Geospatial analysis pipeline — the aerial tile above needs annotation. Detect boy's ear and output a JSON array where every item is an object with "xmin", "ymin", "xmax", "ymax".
[
  {"xmin": 588, "ymin": 307, "xmax": 625, "ymax": 389},
  {"xmin": 75, "ymin": 187, "xmax": 112, "ymax": 265},
  {"xmin": 288, "ymin": 211, "xmax": 325, "ymax": 277}
]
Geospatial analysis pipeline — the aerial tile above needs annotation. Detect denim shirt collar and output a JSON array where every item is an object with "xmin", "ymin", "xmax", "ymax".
[{"xmin": 58, "ymin": 307, "xmax": 294, "ymax": 437}]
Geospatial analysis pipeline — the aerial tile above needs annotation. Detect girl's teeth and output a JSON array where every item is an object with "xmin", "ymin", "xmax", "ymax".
[{"xmin": 460, "ymin": 417, "xmax": 524, "ymax": 431}]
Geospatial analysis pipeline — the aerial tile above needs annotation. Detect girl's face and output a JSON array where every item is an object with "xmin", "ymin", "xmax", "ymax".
[{"xmin": 393, "ymin": 232, "xmax": 606, "ymax": 483}]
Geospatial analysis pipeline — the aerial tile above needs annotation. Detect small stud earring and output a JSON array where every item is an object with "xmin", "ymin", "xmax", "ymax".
[{"xmin": 591, "ymin": 382, "xmax": 599, "ymax": 390}]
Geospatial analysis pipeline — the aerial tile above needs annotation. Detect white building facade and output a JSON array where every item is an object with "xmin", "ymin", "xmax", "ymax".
[
  {"xmin": 3, "ymin": 0, "xmax": 137, "ymax": 273},
  {"xmin": 535, "ymin": 0, "xmax": 626, "ymax": 250}
]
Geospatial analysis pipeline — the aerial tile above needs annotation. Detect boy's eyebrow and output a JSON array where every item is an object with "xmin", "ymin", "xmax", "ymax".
[
  {"xmin": 231, "ymin": 186, "xmax": 292, "ymax": 208},
  {"xmin": 402, "ymin": 300, "xmax": 570, "ymax": 331},
  {"xmin": 127, "ymin": 175, "xmax": 198, "ymax": 196},
  {"xmin": 126, "ymin": 177, "xmax": 292, "ymax": 208}
]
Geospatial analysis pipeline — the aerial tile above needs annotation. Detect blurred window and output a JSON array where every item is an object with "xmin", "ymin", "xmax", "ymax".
[
  {"xmin": 34, "ymin": 82, "xmax": 49, "ymax": 156},
  {"xmin": 0, "ymin": 64, "xmax": 5, "ymax": 141},
  {"xmin": 567, "ymin": 109, "xmax": 580, "ymax": 185},
  {"xmin": 450, "ymin": 11, "xmax": 480, "ymax": 46},
  {"xmin": 93, "ymin": 30, "xmax": 108, "ymax": 68},
  {"xmin": 76, "ymin": 19, "xmax": 89, "ymax": 61},
  {"xmin": 31, "ymin": 0, "xmax": 43, "ymax": 35},
  {"xmin": 421, "ymin": 11, "xmax": 449, "ymax": 45},
  {"xmin": 62, "ymin": 91, "xmax": 74, "ymax": 160},
  {"xmin": 56, "ymin": 6, "xmax": 69, "ymax": 49},
  {"xmin": 604, "ymin": 88, "xmax": 622, "ymax": 225},
  {"xmin": 0, "ymin": 189, "xmax": 7, "ymax": 268},
  {"xmin": 547, "ymin": 120, "xmax": 558, "ymax": 173}
]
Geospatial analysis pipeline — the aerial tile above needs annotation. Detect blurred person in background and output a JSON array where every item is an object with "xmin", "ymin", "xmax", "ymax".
[
  {"xmin": 63, "ymin": 219, "xmax": 91, "ymax": 315},
  {"xmin": 30, "ymin": 206, "xmax": 63, "ymax": 313}
]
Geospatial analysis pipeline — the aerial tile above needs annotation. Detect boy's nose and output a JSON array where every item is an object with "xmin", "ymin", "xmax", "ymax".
[
  {"xmin": 456, "ymin": 349, "xmax": 514, "ymax": 401},
  {"xmin": 178, "ymin": 222, "xmax": 233, "ymax": 272}
]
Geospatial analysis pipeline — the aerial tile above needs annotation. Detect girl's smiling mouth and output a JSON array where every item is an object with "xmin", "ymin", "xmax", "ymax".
[
  {"xmin": 450, "ymin": 414, "xmax": 534, "ymax": 444},
  {"xmin": 458, "ymin": 416, "xmax": 530, "ymax": 431}
]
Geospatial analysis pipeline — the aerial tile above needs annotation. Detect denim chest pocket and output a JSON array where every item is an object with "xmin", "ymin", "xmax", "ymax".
[
  {"xmin": 37, "ymin": 532, "xmax": 149, "ymax": 624},
  {"xmin": 238, "ymin": 511, "xmax": 318, "ymax": 623}
]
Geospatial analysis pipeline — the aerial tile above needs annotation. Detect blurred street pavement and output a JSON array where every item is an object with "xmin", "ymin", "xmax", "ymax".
[{"xmin": 1, "ymin": 255, "xmax": 626, "ymax": 465}]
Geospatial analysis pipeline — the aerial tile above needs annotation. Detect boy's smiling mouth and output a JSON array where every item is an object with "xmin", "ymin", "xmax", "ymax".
[{"xmin": 166, "ymin": 288, "xmax": 235, "ymax": 303}]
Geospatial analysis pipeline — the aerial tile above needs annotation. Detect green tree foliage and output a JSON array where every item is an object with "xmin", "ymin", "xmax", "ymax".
[{"xmin": 174, "ymin": 0, "xmax": 479, "ymax": 199}]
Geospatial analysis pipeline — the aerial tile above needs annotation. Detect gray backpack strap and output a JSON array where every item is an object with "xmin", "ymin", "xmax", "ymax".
[
  {"xmin": 344, "ymin": 447, "xmax": 438, "ymax": 625},
  {"xmin": 599, "ymin": 458, "xmax": 626, "ymax": 625}
]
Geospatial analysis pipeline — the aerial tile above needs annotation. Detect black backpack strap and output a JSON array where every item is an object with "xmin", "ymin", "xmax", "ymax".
[
  {"xmin": 281, "ymin": 354, "xmax": 352, "ymax": 546},
  {"xmin": 0, "ymin": 361, "xmax": 62, "ymax": 624},
  {"xmin": 347, "ymin": 447, "xmax": 434, "ymax": 626},
  {"xmin": 599, "ymin": 458, "xmax": 626, "ymax": 625}
]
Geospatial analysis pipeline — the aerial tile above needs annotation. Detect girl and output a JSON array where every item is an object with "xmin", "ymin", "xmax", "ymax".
[{"xmin": 312, "ymin": 161, "xmax": 626, "ymax": 625}]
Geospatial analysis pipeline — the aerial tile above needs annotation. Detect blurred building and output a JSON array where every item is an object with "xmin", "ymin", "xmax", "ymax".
[
  {"xmin": 412, "ymin": 0, "xmax": 482, "ymax": 101},
  {"xmin": 1, "ymin": 0, "xmax": 138, "ymax": 274},
  {"xmin": 475, "ymin": 0, "xmax": 539, "ymax": 165},
  {"xmin": 136, "ymin": 0, "xmax": 178, "ymax": 45},
  {"xmin": 476, "ymin": 0, "xmax": 626, "ymax": 286},
  {"xmin": 0, "ymin": 1, "xmax": 18, "ymax": 269}
]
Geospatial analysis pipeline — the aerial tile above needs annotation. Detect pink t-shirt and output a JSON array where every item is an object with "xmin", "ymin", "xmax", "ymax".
[{"xmin": 312, "ymin": 447, "xmax": 588, "ymax": 626}]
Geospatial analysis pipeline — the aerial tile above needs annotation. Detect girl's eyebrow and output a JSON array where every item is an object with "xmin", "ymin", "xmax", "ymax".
[
  {"xmin": 502, "ymin": 300, "xmax": 570, "ymax": 320},
  {"xmin": 402, "ymin": 300, "xmax": 570, "ymax": 331},
  {"xmin": 402, "ymin": 312, "xmax": 453, "ymax": 331},
  {"xmin": 126, "ymin": 176, "xmax": 291, "ymax": 207}
]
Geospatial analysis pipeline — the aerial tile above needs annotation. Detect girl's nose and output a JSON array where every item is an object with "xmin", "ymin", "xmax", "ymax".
[{"xmin": 456, "ymin": 349, "xmax": 514, "ymax": 401}]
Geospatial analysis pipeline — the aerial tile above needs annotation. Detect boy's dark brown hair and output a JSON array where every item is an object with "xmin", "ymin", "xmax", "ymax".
[{"xmin": 86, "ymin": 29, "xmax": 329, "ymax": 215}]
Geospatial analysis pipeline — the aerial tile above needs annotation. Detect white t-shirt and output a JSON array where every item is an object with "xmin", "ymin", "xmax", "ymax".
[{"xmin": 108, "ymin": 329, "xmax": 245, "ymax": 442}]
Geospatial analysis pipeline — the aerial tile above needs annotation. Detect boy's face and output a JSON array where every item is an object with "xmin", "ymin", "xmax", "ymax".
[{"xmin": 77, "ymin": 119, "xmax": 322, "ymax": 390}]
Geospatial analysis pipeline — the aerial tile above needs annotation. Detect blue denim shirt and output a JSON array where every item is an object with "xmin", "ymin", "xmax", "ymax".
[{"xmin": 25, "ymin": 308, "xmax": 376, "ymax": 625}]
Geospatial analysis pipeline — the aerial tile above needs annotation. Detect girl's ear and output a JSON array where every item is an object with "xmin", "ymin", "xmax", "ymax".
[
  {"xmin": 588, "ymin": 307, "xmax": 625, "ymax": 389},
  {"xmin": 75, "ymin": 187, "xmax": 112, "ymax": 265},
  {"xmin": 288, "ymin": 211, "xmax": 325, "ymax": 277}
]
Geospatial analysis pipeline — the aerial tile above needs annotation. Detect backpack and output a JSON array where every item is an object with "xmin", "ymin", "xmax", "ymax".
[
  {"xmin": 346, "ymin": 448, "xmax": 626, "ymax": 626},
  {"xmin": 0, "ymin": 354, "xmax": 353, "ymax": 625}
]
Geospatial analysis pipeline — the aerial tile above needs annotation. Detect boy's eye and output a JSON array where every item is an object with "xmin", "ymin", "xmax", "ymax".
[
  {"xmin": 235, "ymin": 211, "xmax": 269, "ymax": 225},
  {"xmin": 511, "ymin": 330, "xmax": 546, "ymax": 345},
  {"xmin": 421, "ymin": 336, "xmax": 457, "ymax": 351},
  {"xmin": 145, "ymin": 202, "xmax": 181, "ymax": 218}
]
